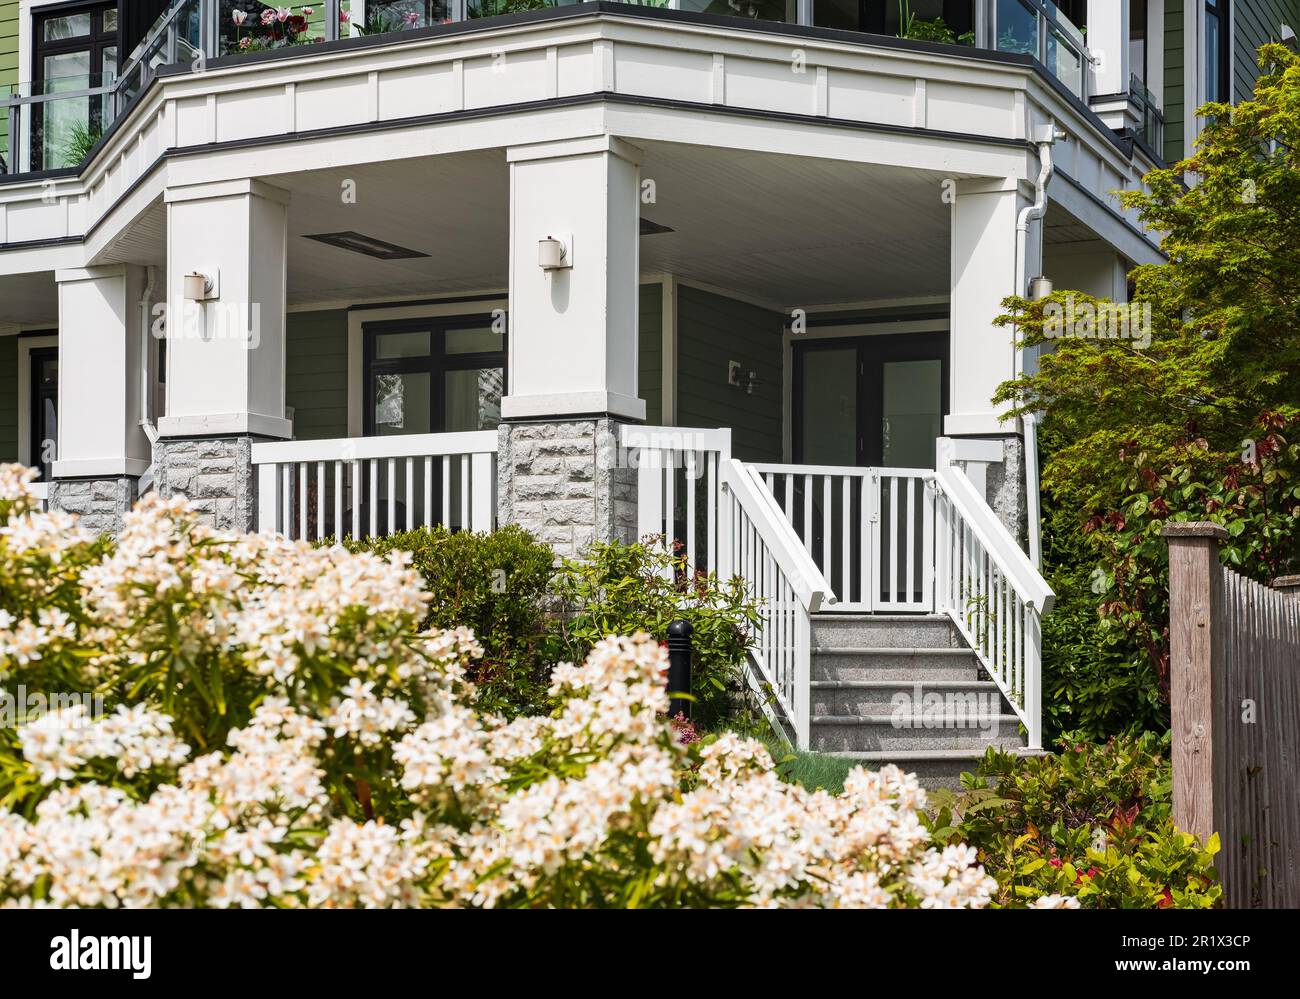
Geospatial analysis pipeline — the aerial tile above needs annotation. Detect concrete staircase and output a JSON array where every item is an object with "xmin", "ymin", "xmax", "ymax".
[{"xmin": 809, "ymin": 613, "xmax": 1031, "ymax": 789}]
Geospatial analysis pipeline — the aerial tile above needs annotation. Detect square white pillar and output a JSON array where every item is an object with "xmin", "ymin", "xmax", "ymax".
[
  {"xmin": 160, "ymin": 179, "xmax": 292, "ymax": 439},
  {"xmin": 947, "ymin": 177, "xmax": 1032, "ymax": 438},
  {"xmin": 503, "ymin": 136, "xmax": 645, "ymax": 422},
  {"xmin": 51, "ymin": 264, "xmax": 151, "ymax": 479}
]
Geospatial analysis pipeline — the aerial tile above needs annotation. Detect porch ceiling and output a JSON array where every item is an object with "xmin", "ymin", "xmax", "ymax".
[{"xmin": 72, "ymin": 143, "xmax": 1110, "ymax": 317}]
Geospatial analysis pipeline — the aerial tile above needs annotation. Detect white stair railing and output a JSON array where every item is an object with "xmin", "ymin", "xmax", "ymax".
[
  {"xmin": 932, "ymin": 465, "xmax": 1055, "ymax": 749},
  {"xmin": 720, "ymin": 458, "xmax": 835, "ymax": 748},
  {"xmin": 251, "ymin": 431, "xmax": 497, "ymax": 541}
]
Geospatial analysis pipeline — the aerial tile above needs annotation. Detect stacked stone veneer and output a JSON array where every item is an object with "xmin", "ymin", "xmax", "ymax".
[
  {"xmin": 47, "ymin": 477, "xmax": 137, "ymax": 535},
  {"xmin": 154, "ymin": 435, "xmax": 262, "ymax": 533},
  {"xmin": 976, "ymin": 435, "xmax": 1027, "ymax": 545},
  {"xmin": 497, "ymin": 418, "xmax": 637, "ymax": 558}
]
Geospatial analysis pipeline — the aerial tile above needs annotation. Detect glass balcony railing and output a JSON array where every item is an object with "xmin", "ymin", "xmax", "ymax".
[
  {"xmin": 1130, "ymin": 73, "xmax": 1164, "ymax": 154},
  {"xmin": 993, "ymin": 0, "xmax": 1087, "ymax": 98},
  {"xmin": 2, "ymin": 0, "xmax": 1097, "ymax": 178}
]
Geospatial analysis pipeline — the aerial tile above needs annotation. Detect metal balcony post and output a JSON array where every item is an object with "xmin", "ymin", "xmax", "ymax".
[
  {"xmin": 200, "ymin": 0, "xmax": 220, "ymax": 60},
  {"xmin": 325, "ymin": 0, "xmax": 341, "ymax": 41}
]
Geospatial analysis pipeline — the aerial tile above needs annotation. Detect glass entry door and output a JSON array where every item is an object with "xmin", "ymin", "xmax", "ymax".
[
  {"xmin": 794, "ymin": 331, "xmax": 948, "ymax": 469},
  {"xmin": 793, "ymin": 331, "xmax": 947, "ymax": 608}
]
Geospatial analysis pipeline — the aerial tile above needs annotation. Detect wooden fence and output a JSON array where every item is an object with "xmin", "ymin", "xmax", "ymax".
[{"xmin": 1164, "ymin": 523, "xmax": 1300, "ymax": 908}]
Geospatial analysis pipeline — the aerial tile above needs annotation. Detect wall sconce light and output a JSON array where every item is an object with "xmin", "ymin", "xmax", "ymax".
[
  {"xmin": 183, "ymin": 270, "xmax": 218, "ymax": 301},
  {"xmin": 537, "ymin": 233, "xmax": 573, "ymax": 271},
  {"xmin": 1029, "ymin": 275, "xmax": 1053, "ymax": 301}
]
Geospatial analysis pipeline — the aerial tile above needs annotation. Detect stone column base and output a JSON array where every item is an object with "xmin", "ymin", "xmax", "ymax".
[
  {"xmin": 154, "ymin": 435, "xmax": 264, "ymax": 533},
  {"xmin": 972, "ymin": 435, "xmax": 1026, "ymax": 545},
  {"xmin": 47, "ymin": 476, "xmax": 139, "ymax": 535},
  {"xmin": 497, "ymin": 418, "xmax": 638, "ymax": 558}
]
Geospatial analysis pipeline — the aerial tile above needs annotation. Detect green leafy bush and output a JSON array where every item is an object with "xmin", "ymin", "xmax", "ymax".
[
  {"xmin": 342, "ymin": 531, "xmax": 761, "ymax": 726},
  {"xmin": 340, "ymin": 525, "xmax": 555, "ymax": 716},
  {"xmin": 924, "ymin": 734, "xmax": 1221, "ymax": 908},
  {"xmin": 543, "ymin": 540, "xmax": 762, "ymax": 728}
]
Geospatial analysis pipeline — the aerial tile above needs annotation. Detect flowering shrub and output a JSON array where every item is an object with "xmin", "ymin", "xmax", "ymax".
[{"xmin": 0, "ymin": 465, "xmax": 1027, "ymax": 909}]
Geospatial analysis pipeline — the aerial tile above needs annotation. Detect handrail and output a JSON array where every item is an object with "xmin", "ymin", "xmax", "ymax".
[
  {"xmin": 250, "ymin": 430, "xmax": 497, "ymax": 465},
  {"xmin": 935, "ymin": 464, "xmax": 1054, "ymax": 613},
  {"xmin": 721, "ymin": 458, "xmax": 834, "ymax": 614}
]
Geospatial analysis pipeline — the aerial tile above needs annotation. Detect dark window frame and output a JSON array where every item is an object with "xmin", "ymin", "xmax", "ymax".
[
  {"xmin": 361, "ymin": 313, "xmax": 507, "ymax": 437},
  {"xmin": 28, "ymin": 345, "xmax": 59, "ymax": 481},
  {"xmin": 31, "ymin": 2, "xmax": 121, "ymax": 170},
  {"xmin": 1205, "ymin": 0, "xmax": 1231, "ymax": 104}
]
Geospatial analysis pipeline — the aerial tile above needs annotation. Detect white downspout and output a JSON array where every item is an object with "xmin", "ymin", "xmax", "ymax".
[
  {"xmin": 1015, "ymin": 125, "xmax": 1063, "ymax": 569},
  {"xmin": 138, "ymin": 265, "xmax": 160, "ymax": 492}
]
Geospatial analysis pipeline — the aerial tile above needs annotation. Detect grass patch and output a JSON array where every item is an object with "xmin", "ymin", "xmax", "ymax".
[{"xmin": 768, "ymin": 745, "xmax": 861, "ymax": 794}]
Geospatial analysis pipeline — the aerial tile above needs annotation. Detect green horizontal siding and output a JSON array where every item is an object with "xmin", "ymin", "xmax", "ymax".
[
  {"xmin": 638, "ymin": 281, "xmax": 662, "ymax": 425},
  {"xmin": 0, "ymin": 0, "xmax": 17, "ymax": 162},
  {"xmin": 675, "ymin": 286, "xmax": 783, "ymax": 462},
  {"xmin": 0, "ymin": 335, "xmax": 17, "ymax": 462},
  {"xmin": 1164, "ymin": 0, "xmax": 1185, "ymax": 163},
  {"xmin": 1233, "ymin": 0, "xmax": 1300, "ymax": 102},
  {"xmin": 286, "ymin": 310, "xmax": 348, "ymax": 441}
]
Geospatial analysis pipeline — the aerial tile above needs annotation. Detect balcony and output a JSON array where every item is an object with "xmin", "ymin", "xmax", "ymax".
[{"xmin": 1, "ymin": 0, "xmax": 1098, "ymax": 179}]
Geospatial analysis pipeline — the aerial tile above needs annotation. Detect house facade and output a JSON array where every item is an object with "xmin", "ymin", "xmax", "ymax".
[{"xmin": 0, "ymin": 0, "xmax": 1295, "ymax": 769}]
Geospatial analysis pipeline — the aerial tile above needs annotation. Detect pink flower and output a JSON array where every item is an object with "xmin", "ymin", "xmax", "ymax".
[
  {"xmin": 339, "ymin": 9, "xmax": 350, "ymax": 21},
  {"xmin": 239, "ymin": 37, "xmax": 252, "ymax": 49},
  {"xmin": 260, "ymin": 9, "xmax": 277, "ymax": 24},
  {"xmin": 276, "ymin": 7, "xmax": 292, "ymax": 23},
  {"xmin": 231, "ymin": 10, "xmax": 247, "ymax": 25}
]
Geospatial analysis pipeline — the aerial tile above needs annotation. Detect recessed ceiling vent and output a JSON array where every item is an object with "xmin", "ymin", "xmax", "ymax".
[{"xmin": 303, "ymin": 231, "xmax": 430, "ymax": 260}]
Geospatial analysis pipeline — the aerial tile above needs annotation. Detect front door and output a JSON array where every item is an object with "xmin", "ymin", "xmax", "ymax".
[
  {"xmin": 793, "ymin": 330, "xmax": 948, "ymax": 469},
  {"xmin": 792, "ymin": 331, "xmax": 947, "ymax": 609}
]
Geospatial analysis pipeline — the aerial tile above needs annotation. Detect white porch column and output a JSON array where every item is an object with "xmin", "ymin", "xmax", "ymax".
[
  {"xmin": 48, "ymin": 264, "xmax": 152, "ymax": 533},
  {"xmin": 498, "ymin": 136, "xmax": 644, "ymax": 556},
  {"xmin": 947, "ymin": 176, "xmax": 1035, "ymax": 540},
  {"xmin": 156, "ymin": 179, "xmax": 292, "ymax": 532}
]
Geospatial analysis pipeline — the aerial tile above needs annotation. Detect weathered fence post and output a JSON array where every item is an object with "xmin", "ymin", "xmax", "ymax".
[
  {"xmin": 1272, "ymin": 575, "xmax": 1300, "ymax": 602},
  {"xmin": 1162, "ymin": 522, "xmax": 1229, "ymax": 852}
]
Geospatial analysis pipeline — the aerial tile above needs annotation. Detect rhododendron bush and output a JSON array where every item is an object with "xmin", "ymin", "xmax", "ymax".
[{"xmin": 0, "ymin": 464, "xmax": 1034, "ymax": 909}]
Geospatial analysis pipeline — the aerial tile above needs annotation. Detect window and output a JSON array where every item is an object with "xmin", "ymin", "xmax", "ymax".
[
  {"xmin": 32, "ymin": 3, "xmax": 120, "ymax": 170},
  {"xmin": 1205, "ymin": 0, "xmax": 1231, "ymax": 103},
  {"xmin": 28, "ymin": 347, "xmax": 58, "ymax": 482},
  {"xmin": 1130, "ymin": 0, "xmax": 1148, "ymax": 83},
  {"xmin": 362, "ymin": 315, "xmax": 505, "ymax": 436}
]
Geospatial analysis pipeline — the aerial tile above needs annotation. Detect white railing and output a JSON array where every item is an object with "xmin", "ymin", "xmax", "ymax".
[
  {"xmin": 933, "ymin": 464, "xmax": 1054, "ymax": 749},
  {"xmin": 251, "ymin": 431, "xmax": 497, "ymax": 541},
  {"xmin": 719, "ymin": 458, "xmax": 834, "ymax": 747},
  {"xmin": 621, "ymin": 425, "xmax": 732, "ymax": 575},
  {"xmin": 750, "ymin": 464, "xmax": 934, "ymax": 613}
]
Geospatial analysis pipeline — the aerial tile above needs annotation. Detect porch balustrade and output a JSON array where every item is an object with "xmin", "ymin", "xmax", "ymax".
[{"xmin": 251, "ymin": 430, "xmax": 497, "ymax": 541}]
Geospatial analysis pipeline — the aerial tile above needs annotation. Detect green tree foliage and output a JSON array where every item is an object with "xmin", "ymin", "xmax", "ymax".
[{"xmin": 993, "ymin": 45, "xmax": 1300, "ymax": 720}]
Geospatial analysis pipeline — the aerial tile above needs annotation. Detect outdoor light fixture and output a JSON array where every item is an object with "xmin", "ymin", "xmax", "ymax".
[
  {"xmin": 538, "ymin": 233, "xmax": 573, "ymax": 270},
  {"xmin": 183, "ymin": 271, "xmax": 217, "ymax": 301},
  {"xmin": 1029, "ymin": 275, "xmax": 1053, "ymax": 301}
]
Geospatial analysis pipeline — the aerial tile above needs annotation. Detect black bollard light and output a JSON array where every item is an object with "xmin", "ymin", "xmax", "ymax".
[{"xmin": 666, "ymin": 619, "xmax": 694, "ymax": 719}]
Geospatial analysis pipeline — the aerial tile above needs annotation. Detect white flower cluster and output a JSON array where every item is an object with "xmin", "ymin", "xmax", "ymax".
[{"xmin": 18, "ymin": 703, "xmax": 191, "ymax": 785}]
